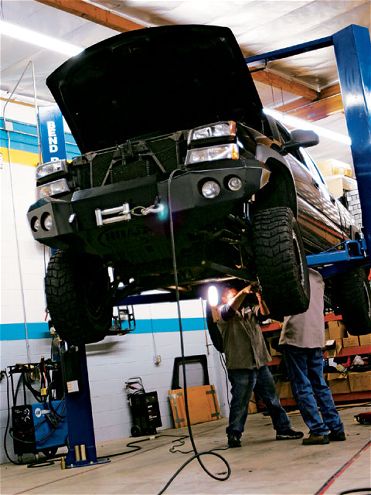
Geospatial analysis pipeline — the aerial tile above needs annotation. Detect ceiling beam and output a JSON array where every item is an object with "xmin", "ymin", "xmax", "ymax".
[
  {"xmin": 35, "ymin": 0, "xmax": 145, "ymax": 32},
  {"xmin": 283, "ymin": 94, "xmax": 343, "ymax": 121},
  {"xmin": 251, "ymin": 70, "xmax": 318, "ymax": 100}
]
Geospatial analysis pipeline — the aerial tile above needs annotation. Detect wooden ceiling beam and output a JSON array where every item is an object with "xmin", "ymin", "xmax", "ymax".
[
  {"xmin": 281, "ymin": 94, "xmax": 343, "ymax": 121},
  {"xmin": 251, "ymin": 70, "xmax": 318, "ymax": 100},
  {"xmin": 275, "ymin": 82, "xmax": 343, "ymax": 120},
  {"xmin": 36, "ymin": 0, "xmax": 145, "ymax": 32},
  {"xmin": 276, "ymin": 97, "xmax": 312, "ymax": 113}
]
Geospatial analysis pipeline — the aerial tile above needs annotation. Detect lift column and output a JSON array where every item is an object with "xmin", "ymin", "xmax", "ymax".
[
  {"xmin": 60, "ymin": 344, "xmax": 102, "ymax": 468},
  {"xmin": 333, "ymin": 25, "xmax": 371, "ymax": 255}
]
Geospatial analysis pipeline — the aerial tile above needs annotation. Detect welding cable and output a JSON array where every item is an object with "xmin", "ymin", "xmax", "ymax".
[
  {"xmin": 337, "ymin": 490, "xmax": 371, "ymax": 495},
  {"xmin": 219, "ymin": 352, "xmax": 230, "ymax": 406},
  {"xmin": 3, "ymin": 371, "xmax": 22, "ymax": 465},
  {"xmin": 156, "ymin": 170, "xmax": 231, "ymax": 495}
]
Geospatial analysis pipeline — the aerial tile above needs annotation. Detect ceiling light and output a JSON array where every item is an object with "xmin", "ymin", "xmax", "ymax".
[
  {"xmin": 264, "ymin": 108, "xmax": 351, "ymax": 145},
  {"xmin": 0, "ymin": 20, "xmax": 84, "ymax": 57}
]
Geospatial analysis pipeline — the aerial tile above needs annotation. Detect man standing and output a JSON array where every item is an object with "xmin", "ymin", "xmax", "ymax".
[
  {"xmin": 279, "ymin": 268, "xmax": 346, "ymax": 445},
  {"xmin": 216, "ymin": 283, "xmax": 303, "ymax": 448}
]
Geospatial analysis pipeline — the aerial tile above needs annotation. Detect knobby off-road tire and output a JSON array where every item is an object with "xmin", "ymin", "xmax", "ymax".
[
  {"xmin": 333, "ymin": 267, "xmax": 371, "ymax": 336},
  {"xmin": 253, "ymin": 206, "xmax": 310, "ymax": 317},
  {"xmin": 45, "ymin": 251, "xmax": 112, "ymax": 345}
]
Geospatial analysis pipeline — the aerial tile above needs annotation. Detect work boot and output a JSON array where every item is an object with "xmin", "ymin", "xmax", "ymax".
[
  {"xmin": 302, "ymin": 433, "xmax": 329, "ymax": 445},
  {"xmin": 329, "ymin": 430, "xmax": 346, "ymax": 441},
  {"xmin": 276, "ymin": 428, "xmax": 304, "ymax": 440},
  {"xmin": 227, "ymin": 433, "xmax": 241, "ymax": 448}
]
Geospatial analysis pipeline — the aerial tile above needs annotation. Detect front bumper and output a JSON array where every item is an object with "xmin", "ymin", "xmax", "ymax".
[{"xmin": 27, "ymin": 160, "xmax": 264, "ymax": 261}]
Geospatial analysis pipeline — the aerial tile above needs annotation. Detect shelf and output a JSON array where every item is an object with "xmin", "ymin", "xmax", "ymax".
[
  {"xmin": 324, "ymin": 313, "xmax": 343, "ymax": 322},
  {"xmin": 337, "ymin": 345, "xmax": 371, "ymax": 357},
  {"xmin": 261, "ymin": 313, "xmax": 342, "ymax": 334},
  {"xmin": 261, "ymin": 322, "xmax": 281, "ymax": 333},
  {"xmin": 268, "ymin": 356, "xmax": 281, "ymax": 366},
  {"xmin": 280, "ymin": 390, "xmax": 371, "ymax": 407}
]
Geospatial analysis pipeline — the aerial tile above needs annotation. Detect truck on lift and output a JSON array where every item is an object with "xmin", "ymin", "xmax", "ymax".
[{"xmin": 27, "ymin": 25, "xmax": 371, "ymax": 345}]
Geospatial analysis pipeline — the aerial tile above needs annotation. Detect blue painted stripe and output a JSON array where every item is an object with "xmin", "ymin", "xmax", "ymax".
[
  {"xmin": 0, "ymin": 118, "xmax": 80, "ymax": 159},
  {"xmin": 134, "ymin": 317, "xmax": 206, "ymax": 334},
  {"xmin": 0, "ymin": 318, "xmax": 206, "ymax": 341},
  {"xmin": 0, "ymin": 322, "xmax": 50, "ymax": 341}
]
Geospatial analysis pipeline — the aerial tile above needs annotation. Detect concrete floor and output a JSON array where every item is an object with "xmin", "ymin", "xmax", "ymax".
[{"xmin": 1, "ymin": 405, "xmax": 370, "ymax": 495}]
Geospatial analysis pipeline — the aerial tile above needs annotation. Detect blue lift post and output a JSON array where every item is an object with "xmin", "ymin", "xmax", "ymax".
[
  {"xmin": 246, "ymin": 24, "xmax": 371, "ymax": 274},
  {"xmin": 61, "ymin": 344, "xmax": 109, "ymax": 468}
]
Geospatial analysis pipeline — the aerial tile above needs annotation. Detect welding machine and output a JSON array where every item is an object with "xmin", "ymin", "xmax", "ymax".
[
  {"xmin": 125, "ymin": 377, "xmax": 162, "ymax": 436},
  {"xmin": 12, "ymin": 400, "xmax": 68, "ymax": 457}
]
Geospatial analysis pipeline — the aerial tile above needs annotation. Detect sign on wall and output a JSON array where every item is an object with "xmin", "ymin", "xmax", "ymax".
[{"xmin": 39, "ymin": 105, "xmax": 67, "ymax": 163}]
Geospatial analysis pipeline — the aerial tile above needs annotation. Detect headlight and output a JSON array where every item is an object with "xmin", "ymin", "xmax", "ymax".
[
  {"xmin": 31, "ymin": 217, "xmax": 40, "ymax": 232},
  {"xmin": 226, "ymin": 176, "xmax": 243, "ymax": 191},
  {"xmin": 188, "ymin": 121, "xmax": 236, "ymax": 143},
  {"xmin": 185, "ymin": 143, "xmax": 239, "ymax": 165},
  {"xmin": 41, "ymin": 213, "xmax": 53, "ymax": 231},
  {"xmin": 200, "ymin": 180, "xmax": 221, "ymax": 199},
  {"xmin": 36, "ymin": 159, "xmax": 68, "ymax": 180},
  {"xmin": 37, "ymin": 178, "xmax": 70, "ymax": 199}
]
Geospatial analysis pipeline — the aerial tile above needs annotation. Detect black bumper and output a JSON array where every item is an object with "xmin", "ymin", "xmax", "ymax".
[{"xmin": 27, "ymin": 162, "xmax": 263, "ymax": 260}]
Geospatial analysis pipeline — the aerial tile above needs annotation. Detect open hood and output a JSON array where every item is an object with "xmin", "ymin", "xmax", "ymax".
[{"xmin": 47, "ymin": 25, "xmax": 264, "ymax": 154}]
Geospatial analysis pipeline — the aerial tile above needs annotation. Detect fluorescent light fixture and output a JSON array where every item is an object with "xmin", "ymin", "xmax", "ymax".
[
  {"xmin": 264, "ymin": 107, "xmax": 351, "ymax": 145},
  {"xmin": 0, "ymin": 20, "xmax": 83, "ymax": 57}
]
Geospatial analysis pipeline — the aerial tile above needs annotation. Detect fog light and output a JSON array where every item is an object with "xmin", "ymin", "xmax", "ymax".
[
  {"xmin": 227, "ymin": 176, "xmax": 242, "ymax": 191},
  {"xmin": 31, "ymin": 217, "xmax": 40, "ymax": 232},
  {"xmin": 42, "ymin": 213, "xmax": 53, "ymax": 231},
  {"xmin": 201, "ymin": 180, "xmax": 221, "ymax": 199}
]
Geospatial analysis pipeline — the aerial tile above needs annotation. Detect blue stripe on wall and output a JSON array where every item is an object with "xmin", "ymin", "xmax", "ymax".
[
  {"xmin": 135, "ymin": 317, "xmax": 205, "ymax": 333},
  {"xmin": 0, "ymin": 318, "xmax": 206, "ymax": 341},
  {"xmin": 0, "ymin": 118, "xmax": 80, "ymax": 159},
  {"xmin": 0, "ymin": 322, "xmax": 50, "ymax": 341}
]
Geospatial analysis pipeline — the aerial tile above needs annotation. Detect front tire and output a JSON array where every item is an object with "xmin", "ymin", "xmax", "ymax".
[
  {"xmin": 45, "ymin": 251, "xmax": 112, "ymax": 345},
  {"xmin": 253, "ymin": 206, "xmax": 310, "ymax": 317}
]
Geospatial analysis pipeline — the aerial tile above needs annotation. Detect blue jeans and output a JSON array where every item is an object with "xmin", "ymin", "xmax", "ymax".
[
  {"xmin": 282, "ymin": 345, "xmax": 344, "ymax": 436},
  {"xmin": 227, "ymin": 365, "xmax": 291, "ymax": 436}
]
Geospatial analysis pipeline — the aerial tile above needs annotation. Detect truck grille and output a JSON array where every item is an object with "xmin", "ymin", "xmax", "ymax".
[{"xmin": 71, "ymin": 133, "xmax": 186, "ymax": 190}]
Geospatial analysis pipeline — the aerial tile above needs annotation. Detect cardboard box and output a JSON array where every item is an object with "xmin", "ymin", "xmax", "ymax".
[
  {"xmin": 269, "ymin": 342, "xmax": 282, "ymax": 357},
  {"xmin": 168, "ymin": 385, "xmax": 221, "ymax": 428},
  {"xmin": 327, "ymin": 321, "xmax": 347, "ymax": 340},
  {"xmin": 248, "ymin": 400, "xmax": 257, "ymax": 414},
  {"xmin": 359, "ymin": 334, "xmax": 371, "ymax": 346},
  {"xmin": 326, "ymin": 373, "xmax": 350, "ymax": 394},
  {"xmin": 342, "ymin": 336, "xmax": 360, "ymax": 347},
  {"xmin": 265, "ymin": 336, "xmax": 282, "ymax": 357},
  {"xmin": 276, "ymin": 381, "xmax": 293, "ymax": 399},
  {"xmin": 348, "ymin": 371, "xmax": 371, "ymax": 392}
]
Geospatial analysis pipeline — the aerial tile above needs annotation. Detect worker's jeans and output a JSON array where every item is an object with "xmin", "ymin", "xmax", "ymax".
[
  {"xmin": 227, "ymin": 365, "xmax": 291, "ymax": 436},
  {"xmin": 282, "ymin": 345, "xmax": 344, "ymax": 436}
]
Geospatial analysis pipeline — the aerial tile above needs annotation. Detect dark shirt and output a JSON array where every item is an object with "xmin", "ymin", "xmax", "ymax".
[{"xmin": 217, "ymin": 303, "xmax": 271, "ymax": 369}]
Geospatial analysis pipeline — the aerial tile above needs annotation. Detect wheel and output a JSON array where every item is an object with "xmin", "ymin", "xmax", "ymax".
[
  {"xmin": 45, "ymin": 251, "xmax": 112, "ymax": 345},
  {"xmin": 253, "ymin": 206, "xmax": 310, "ymax": 317},
  {"xmin": 332, "ymin": 267, "xmax": 371, "ymax": 336},
  {"xmin": 131, "ymin": 425, "xmax": 142, "ymax": 437}
]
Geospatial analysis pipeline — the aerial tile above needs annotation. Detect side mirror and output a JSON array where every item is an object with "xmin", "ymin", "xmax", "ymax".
[{"xmin": 281, "ymin": 129, "xmax": 319, "ymax": 154}]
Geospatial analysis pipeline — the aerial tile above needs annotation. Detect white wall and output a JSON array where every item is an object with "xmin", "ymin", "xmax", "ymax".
[{"xmin": 0, "ymin": 100, "xmax": 228, "ymax": 464}]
